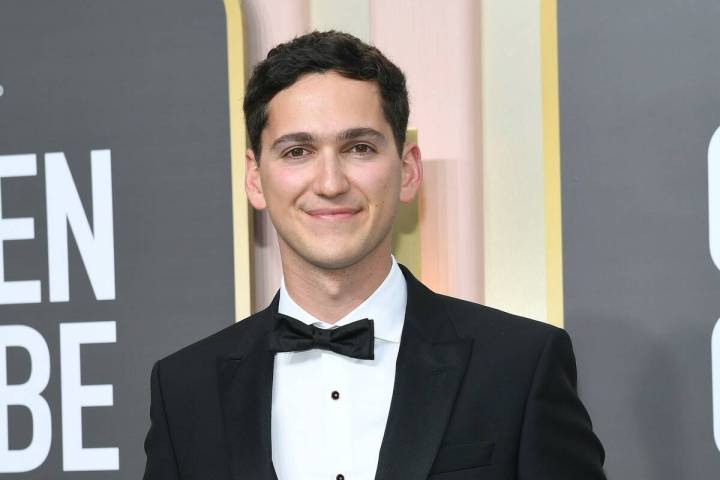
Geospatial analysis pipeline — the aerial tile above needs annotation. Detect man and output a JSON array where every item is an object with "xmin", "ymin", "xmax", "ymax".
[{"xmin": 144, "ymin": 31, "xmax": 606, "ymax": 479}]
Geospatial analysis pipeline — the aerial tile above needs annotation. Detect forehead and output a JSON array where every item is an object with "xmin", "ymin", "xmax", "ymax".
[{"xmin": 263, "ymin": 72, "xmax": 388, "ymax": 141}]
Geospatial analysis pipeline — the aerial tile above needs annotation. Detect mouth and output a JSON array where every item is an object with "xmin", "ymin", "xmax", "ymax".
[{"xmin": 304, "ymin": 207, "xmax": 361, "ymax": 221}]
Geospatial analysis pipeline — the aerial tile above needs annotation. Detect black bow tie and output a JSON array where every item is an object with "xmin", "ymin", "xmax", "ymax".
[{"xmin": 269, "ymin": 314, "xmax": 375, "ymax": 360}]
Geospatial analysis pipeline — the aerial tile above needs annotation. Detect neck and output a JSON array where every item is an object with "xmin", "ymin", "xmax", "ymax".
[{"xmin": 279, "ymin": 241, "xmax": 393, "ymax": 324}]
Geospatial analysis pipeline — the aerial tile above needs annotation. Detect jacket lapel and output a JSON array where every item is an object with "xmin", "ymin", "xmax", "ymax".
[
  {"xmin": 375, "ymin": 267, "xmax": 473, "ymax": 480},
  {"xmin": 217, "ymin": 297, "xmax": 278, "ymax": 480}
]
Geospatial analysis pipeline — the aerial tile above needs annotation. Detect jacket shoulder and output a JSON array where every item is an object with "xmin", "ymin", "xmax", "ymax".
[
  {"xmin": 154, "ymin": 309, "xmax": 270, "ymax": 374},
  {"xmin": 400, "ymin": 263, "xmax": 562, "ymax": 344},
  {"xmin": 434, "ymin": 293, "xmax": 566, "ymax": 343}
]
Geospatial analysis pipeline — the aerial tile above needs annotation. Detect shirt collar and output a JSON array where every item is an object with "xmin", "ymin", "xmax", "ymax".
[{"xmin": 278, "ymin": 256, "xmax": 406, "ymax": 343}]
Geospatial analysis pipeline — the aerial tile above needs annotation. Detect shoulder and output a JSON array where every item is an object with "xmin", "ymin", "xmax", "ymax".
[
  {"xmin": 153, "ymin": 308, "xmax": 270, "ymax": 377},
  {"xmin": 437, "ymin": 293, "xmax": 562, "ymax": 336},
  {"xmin": 400, "ymin": 264, "xmax": 567, "ymax": 353},
  {"xmin": 428, "ymin": 293, "xmax": 580, "ymax": 396},
  {"xmin": 432, "ymin": 292, "xmax": 571, "ymax": 359},
  {"xmin": 400, "ymin": 263, "xmax": 562, "ymax": 342}
]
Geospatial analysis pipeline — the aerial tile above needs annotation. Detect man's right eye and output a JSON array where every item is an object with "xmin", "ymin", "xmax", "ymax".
[{"xmin": 286, "ymin": 147, "xmax": 307, "ymax": 158}]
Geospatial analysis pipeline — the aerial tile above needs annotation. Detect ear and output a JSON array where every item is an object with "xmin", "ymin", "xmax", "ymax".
[
  {"xmin": 399, "ymin": 143, "xmax": 423, "ymax": 203},
  {"xmin": 245, "ymin": 149, "xmax": 267, "ymax": 210}
]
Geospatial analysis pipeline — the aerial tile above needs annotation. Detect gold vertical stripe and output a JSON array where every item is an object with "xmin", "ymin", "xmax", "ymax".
[
  {"xmin": 540, "ymin": 0, "xmax": 564, "ymax": 328},
  {"xmin": 223, "ymin": 0, "xmax": 253, "ymax": 321}
]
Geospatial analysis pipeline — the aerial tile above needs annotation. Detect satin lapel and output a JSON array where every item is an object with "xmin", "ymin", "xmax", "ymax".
[
  {"xmin": 374, "ymin": 266, "xmax": 473, "ymax": 480},
  {"xmin": 217, "ymin": 300, "xmax": 278, "ymax": 480}
]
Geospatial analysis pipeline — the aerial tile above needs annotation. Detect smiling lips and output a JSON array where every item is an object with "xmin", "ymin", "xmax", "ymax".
[{"xmin": 305, "ymin": 207, "xmax": 361, "ymax": 220}]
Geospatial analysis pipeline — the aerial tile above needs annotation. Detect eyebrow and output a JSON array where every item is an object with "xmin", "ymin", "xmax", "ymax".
[
  {"xmin": 337, "ymin": 127, "xmax": 387, "ymax": 145},
  {"xmin": 270, "ymin": 132, "xmax": 315, "ymax": 152},
  {"xmin": 269, "ymin": 128, "xmax": 387, "ymax": 152}
]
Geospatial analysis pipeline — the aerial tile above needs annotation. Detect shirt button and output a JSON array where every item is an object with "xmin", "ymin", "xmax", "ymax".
[
  {"xmin": 336, "ymin": 475, "xmax": 344, "ymax": 480},
  {"xmin": 331, "ymin": 390, "xmax": 340, "ymax": 400}
]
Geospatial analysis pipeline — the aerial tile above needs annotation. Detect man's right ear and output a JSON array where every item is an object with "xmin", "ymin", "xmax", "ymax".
[{"xmin": 245, "ymin": 149, "xmax": 267, "ymax": 210}]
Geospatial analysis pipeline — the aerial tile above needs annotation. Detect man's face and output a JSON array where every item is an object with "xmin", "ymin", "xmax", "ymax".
[{"xmin": 245, "ymin": 71, "xmax": 421, "ymax": 271}]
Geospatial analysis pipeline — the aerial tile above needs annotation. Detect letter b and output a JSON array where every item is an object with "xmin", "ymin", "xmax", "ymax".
[{"xmin": 0, "ymin": 325, "xmax": 51, "ymax": 473}]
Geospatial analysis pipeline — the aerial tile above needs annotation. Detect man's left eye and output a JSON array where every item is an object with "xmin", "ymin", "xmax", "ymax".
[
  {"xmin": 287, "ymin": 147, "xmax": 307, "ymax": 158},
  {"xmin": 350, "ymin": 144, "xmax": 373, "ymax": 154}
]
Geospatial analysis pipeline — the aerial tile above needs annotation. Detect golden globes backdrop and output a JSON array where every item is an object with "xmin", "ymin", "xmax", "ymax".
[
  {"xmin": 559, "ymin": 2, "xmax": 720, "ymax": 478},
  {"xmin": 0, "ymin": 1, "xmax": 235, "ymax": 478},
  {"xmin": 1, "ymin": 1, "xmax": 720, "ymax": 479}
]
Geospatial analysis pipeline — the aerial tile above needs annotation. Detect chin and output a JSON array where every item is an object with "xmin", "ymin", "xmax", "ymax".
[
  {"xmin": 291, "ymin": 239, "xmax": 377, "ymax": 271},
  {"xmin": 279, "ymin": 229, "xmax": 391, "ymax": 272},
  {"xmin": 301, "ymin": 251, "xmax": 364, "ymax": 271}
]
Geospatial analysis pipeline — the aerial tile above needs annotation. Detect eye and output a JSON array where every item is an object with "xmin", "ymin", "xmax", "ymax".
[
  {"xmin": 284, "ymin": 147, "xmax": 309, "ymax": 158},
  {"xmin": 349, "ymin": 143, "xmax": 375, "ymax": 155}
]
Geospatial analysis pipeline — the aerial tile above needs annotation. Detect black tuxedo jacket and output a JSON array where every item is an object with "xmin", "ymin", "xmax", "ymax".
[{"xmin": 144, "ymin": 266, "xmax": 606, "ymax": 479}]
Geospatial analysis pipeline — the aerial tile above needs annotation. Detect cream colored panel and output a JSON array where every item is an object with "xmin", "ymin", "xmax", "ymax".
[
  {"xmin": 481, "ymin": 1, "xmax": 548, "ymax": 322},
  {"xmin": 310, "ymin": 0, "xmax": 370, "ymax": 42}
]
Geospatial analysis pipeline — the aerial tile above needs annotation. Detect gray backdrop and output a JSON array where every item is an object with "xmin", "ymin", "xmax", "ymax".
[
  {"xmin": 559, "ymin": 1, "xmax": 720, "ymax": 478},
  {"xmin": 0, "ymin": 1, "xmax": 234, "ymax": 478},
  {"xmin": 5, "ymin": 1, "xmax": 720, "ymax": 478}
]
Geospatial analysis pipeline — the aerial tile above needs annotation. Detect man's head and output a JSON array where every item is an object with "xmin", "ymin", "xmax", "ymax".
[
  {"xmin": 243, "ymin": 31, "xmax": 422, "ymax": 273},
  {"xmin": 243, "ymin": 30, "xmax": 409, "ymax": 159}
]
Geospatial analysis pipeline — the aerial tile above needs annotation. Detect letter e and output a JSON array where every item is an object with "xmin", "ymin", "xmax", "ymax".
[
  {"xmin": 60, "ymin": 321, "xmax": 119, "ymax": 471},
  {"xmin": 0, "ymin": 155, "xmax": 41, "ymax": 304}
]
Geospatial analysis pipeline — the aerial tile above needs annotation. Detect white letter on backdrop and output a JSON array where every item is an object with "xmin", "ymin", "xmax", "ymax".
[
  {"xmin": 0, "ymin": 154, "xmax": 41, "ymax": 304},
  {"xmin": 46, "ymin": 150, "xmax": 115, "ymax": 302},
  {"xmin": 0, "ymin": 325, "xmax": 52, "ymax": 473},
  {"xmin": 60, "ymin": 321, "xmax": 119, "ymax": 471},
  {"xmin": 710, "ymin": 126, "xmax": 720, "ymax": 452}
]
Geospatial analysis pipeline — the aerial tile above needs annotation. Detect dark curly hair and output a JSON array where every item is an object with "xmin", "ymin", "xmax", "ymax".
[{"xmin": 243, "ymin": 30, "xmax": 409, "ymax": 159}]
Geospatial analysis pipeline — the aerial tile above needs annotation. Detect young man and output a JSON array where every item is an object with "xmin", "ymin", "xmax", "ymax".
[{"xmin": 144, "ymin": 31, "xmax": 606, "ymax": 480}]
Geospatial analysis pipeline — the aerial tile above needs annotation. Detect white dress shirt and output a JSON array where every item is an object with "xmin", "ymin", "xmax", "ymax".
[{"xmin": 271, "ymin": 257, "xmax": 407, "ymax": 480}]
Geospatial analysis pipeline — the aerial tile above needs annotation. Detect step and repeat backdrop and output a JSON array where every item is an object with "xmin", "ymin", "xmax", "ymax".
[
  {"xmin": 558, "ymin": 1, "xmax": 720, "ymax": 478},
  {"xmin": 0, "ymin": 1, "xmax": 235, "ymax": 478},
  {"xmin": 2, "ymin": 1, "xmax": 720, "ymax": 479}
]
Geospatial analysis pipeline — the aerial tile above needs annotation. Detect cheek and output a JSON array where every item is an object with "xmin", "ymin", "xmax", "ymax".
[
  {"xmin": 348, "ymin": 168, "xmax": 400, "ymax": 224},
  {"xmin": 261, "ymin": 168, "xmax": 306, "ymax": 203},
  {"xmin": 356, "ymin": 164, "xmax": 400, "ymax": 202}
]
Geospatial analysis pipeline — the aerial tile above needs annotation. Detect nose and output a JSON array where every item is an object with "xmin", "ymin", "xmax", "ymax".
[{"xmin": 312, "ymin": 149, "xmax": 350, "ymax": 198}]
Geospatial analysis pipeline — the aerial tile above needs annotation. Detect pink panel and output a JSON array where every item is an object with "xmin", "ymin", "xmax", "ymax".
[
  {"xmin": 370, "ymin": 0, "xmax": 484, "ymax": 302},
  {"xmin": 241, "ymin": 0, "xmax": 310, "ymax": 311}
]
